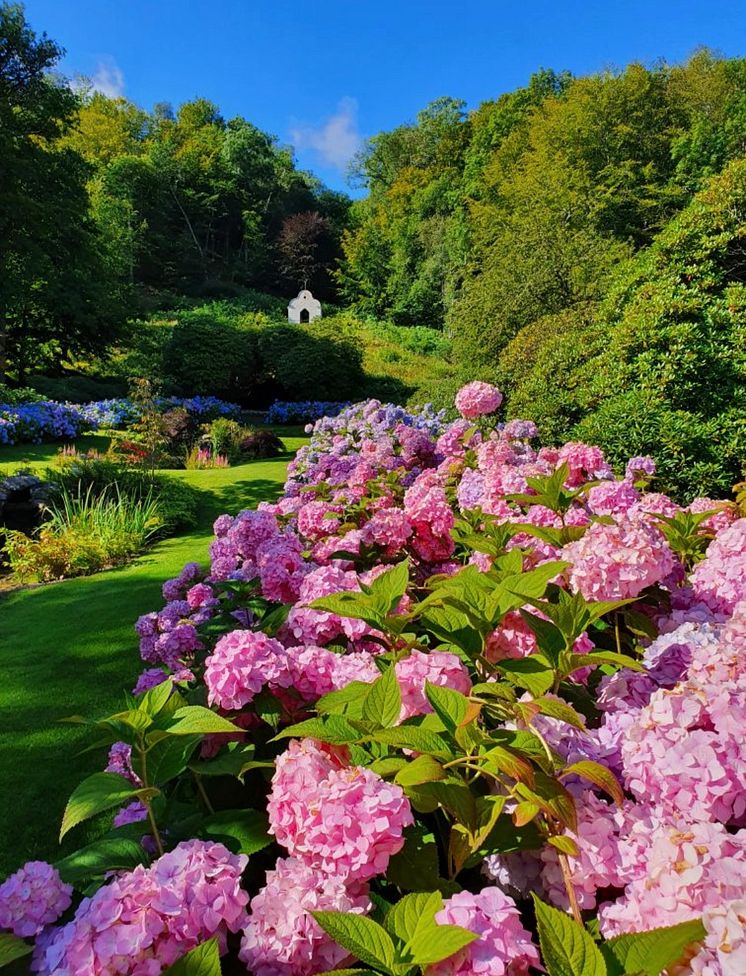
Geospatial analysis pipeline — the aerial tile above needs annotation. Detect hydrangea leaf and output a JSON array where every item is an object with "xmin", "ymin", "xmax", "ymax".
[
  {"xmin": 202, "ymin": 808, "xmax": 271, "ymax": 856},
  {"xmin": 533, "ymin": 895, "xmax": 606, "ymax": 976},
  {"xmin": 0, "ymin": 933, "xmax": 33, "ymax": 967},
  {"xmin": 55, "ymin": 837, "xmax": 148, "ymax": 885},
  {"xmin": 407, "ymin": 923, "xmax": 478, "ymax": 966},
  {"xmin": 60, "ymin": 772, "xmax": 158, "ymax": 841},
  {"xmin": 162, "ymin": 937, "xmax": 221, "ymax": 976},
  {"xmin": 603, "ymin": 918, "xmax": 706, "ymax": 976},
  {"xmin": 167, "ymin": 706, "xmax": 241, "ymax": 735},
  {"xmin": 312, "ymin": 912, "xmax": 398, "ymax": 974},
  {"xmin": 384, "ymin": 890, "xmax": 443, "ymax": 945},
  {"xmin": 363, "ymin": 666, "xmax": 402, "ymax": 729}
]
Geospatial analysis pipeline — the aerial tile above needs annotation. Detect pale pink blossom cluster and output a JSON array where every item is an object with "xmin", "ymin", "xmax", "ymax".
[
  {"xmin": 0, "ymin": 862, "xmax": 72, "ymax": 938},
  {"xmin": 454, "ymin": 381, "xmax": 504, "ymax": 419},
  {"xmin": 204, "ymin": 630, "xmax": 292, "ymax": 710},
  {"xmin": 394, "ymin": 648, "xmax": 472, "ymax": 721},
  {"xmin": 426, "ymin": 888, "xmax": 539, "ymax": 976},
  {"xmin": 563, "ymin": 516, "xmax": 677, "ymax": 600},
  {"xmin": 239, "ymin": 857, "xmax": 370, "ymax": 976},
  {"xmin": 691, "ymin": 519, "xmax": 746, "ymax": 613},
  {"xmin": 267, "ymin": 738, "xmax": 413, "ymax": 881},
  {"xmin": 31, "ymin": 841, "xmax": 248, "ymax": 975}
]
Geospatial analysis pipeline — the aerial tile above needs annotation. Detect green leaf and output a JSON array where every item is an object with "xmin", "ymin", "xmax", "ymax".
[
  {"xmin": 203, "ymin": 808, "xmax": 271, "ymax": 855},
  {"xmin": 533, "ymin": 697, "xmax": 587, "ymax": 731},
  {"xmin": 317, "ymin": 682, "xmax": 372, "ymax": 715},
  {"xmin": 137, "ymin": 679, "xmax": 173, "ymax": 718},
  {"xmin": 547, "ymin": 835, "xmax": 580, "ymax": 857},
  {"xmin": 533, "ymin": 895, "xmax": 606, "ymax": 976},
  {"xmin": 384, "ymin": 891, "xmax": 442, "ymax": 944},
  {"xmin": 369, "ymin": 560, "xmax": 410, "ymax": 615},
  {"xmin": 309, "ymin": 592, "xmax": 384, "ymax": 629},
  {"xmin": 167, "ymin": 706, "xmax": 241, "ymax": 735},
  {"xmin": 583, "ymin": 651, "xmax": 644, "ymax": 672},
  {"xmin": 274, "ymin": 715, "xmax": 362, "ymax": 744},
  {"xmin": 363, "ymin": 667, "xmax": 402, "ymax": 729},
  {"xmin": 312, "ymin": 912, "xmax": 397, "ymax": 974},
  {"xmin": 408, "ymin": 925, "xmax": 478, "ymax": 966},
  {"xmin": 0, "ymin": 932, "xmax": 32, "ymax": 967},
  {"xmin": 138, "ymin": 734, "xmax": 201, "ymax": 786},
  {"xmin": 561, "ymin": 761, "xmax": 624, "ymax": 806},
  {"xmin": 496, "ymin": 658, "xmax": 554, "ymax": 696},
  {"xmin": 60, "ymin": 772, "xmax": 156, "ymax": 841},
  {"xmin": 189, "ymin": 742, "xmax": 257, "ymax": 780},
  {"xmin": 604, "ymin": 918, "xmax": 706, "ymax": 976},
  {"xmin": 162, "ymin": 937, "xmax": 221, "ymax": 975},
  {"xmin": 395, "ymin": 755, "xmax": 446, "ymax": 787},
  {"xmin": 424, "ymin": 682, "xmax": 469, "ymax": 731},
  {"xmin": 386, "ymin": 825, "xmax": 458, "ymax": 894},
  {"xmin": 254, "ymin": 689, "xmax": 283, "ymax": 730},
  {"xmin": 372, "ymin": 726, "xmax": 453, "ymax": 758},
  {"xmin": 55, "ymin": 837, "xmax": 147, "ymax": 884}
]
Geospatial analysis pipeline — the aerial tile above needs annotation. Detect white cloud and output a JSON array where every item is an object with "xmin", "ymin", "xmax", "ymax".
[
  {"xmin": 89, "ymin": 58, "xmax": 125, "ymax": 98},
  {"xmin": 290, "ymin": 97, "xmax": 363, "ymax": 171}
]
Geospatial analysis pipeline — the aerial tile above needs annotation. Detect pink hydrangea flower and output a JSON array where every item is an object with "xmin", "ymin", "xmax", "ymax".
[
  {"xmin": 625, "ymin": 455, "xmax": 656, "ymax": 482},
  {"xmin": 360, "ymin": 507, "xmax": 413, "ymax": 554},
  {"xmin": 425, "ymin": 888, "xmax": 539, "ymax": 976},
  {"xmin": 599, "ymin": 821, "xmax": 746, "ymax": 938},
  {"xmin": 395, "ymin": 649, "xmax": 472, "ymax": 721},
  {"xmin": 239, "ymin": 857, "xmax": 370, "ymax": 976},
  {"xmin": 204, "ymin": 630, "xmax": 291, "ymax": 711},
  {"xmin": 690, "ymin": 519, "xmax": 746, "ymax": 614},
  {"xmin": 0, "ymin": 862, "xmax": 72, "ymax": 938},
  {"xmin": 555, "ymin": 442, "xmax": 613, "ymax": 487},
  {"xmin": 32, "ymin": 841, "xmax": 248, "ymax": 975},
  {"xmin": 455, "ymin": 382, "xmax": 503, "ymax": 419},
  {"xmin": 696, "ymin": 899, "xmax": 746, "ymax": 976},
  {"xmin": 563, "ymin": 516, "xmax": 676, "ymax": 600},
  {"xmin": 285, "ymin": 645, "xmax": 379, "ymax": 701},
  {"xmin": 267, "ymin": 739, "xmax": 413, "ymax": 881}
]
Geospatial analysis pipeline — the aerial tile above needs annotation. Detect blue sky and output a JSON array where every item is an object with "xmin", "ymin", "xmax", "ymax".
[{"xmin": 23, "ymin": 0, "xmax": 746, "ymax": 193}]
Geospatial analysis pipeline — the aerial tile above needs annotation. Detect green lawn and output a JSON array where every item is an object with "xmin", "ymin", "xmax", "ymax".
[{"xmin": 0, "ymin": 430, "xmax": 305, "ymax": 877}]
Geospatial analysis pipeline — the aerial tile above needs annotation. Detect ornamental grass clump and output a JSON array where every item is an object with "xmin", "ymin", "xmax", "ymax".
[{"xmin": 2, "ymin": 381, "xmax": 746, "ymax": 976}]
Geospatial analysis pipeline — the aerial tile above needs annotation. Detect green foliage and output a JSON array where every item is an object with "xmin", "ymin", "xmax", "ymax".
[
  {"xmin": 0, "ymin": 3, "xmax": 128, "ymax": 381},
  {"xmin": 3, "ymin": 483, "xmax": 165, "ymax": 582},
  {"xmin": 162, "ymin": 939, "xmax": 222, "ymax": 976},
  {"xmin": 258, "ymin": 320, "xmax": 367, "ymax": 400},
  {"xmin": 49, "ymin": 454, "xmax": 199, "ymax": 533}
]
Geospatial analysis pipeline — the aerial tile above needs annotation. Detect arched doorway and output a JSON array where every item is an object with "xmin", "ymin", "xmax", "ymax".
[{"xmin": 299, "ymin": 308, "xmax": 310, "ymax": 324}]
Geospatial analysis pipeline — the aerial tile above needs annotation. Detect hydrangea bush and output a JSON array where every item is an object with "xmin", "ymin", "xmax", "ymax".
[
  {"xmin": 0, "ymin": 396, "xmax": 240, "ymax": 446},
  {"xmin": 2, "ymin": 384, "xmax": 745, "ymax": 976}
]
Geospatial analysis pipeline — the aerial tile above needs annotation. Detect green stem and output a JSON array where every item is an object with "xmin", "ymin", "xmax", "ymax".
[
  {"xmin": 193, "ymin": 772, "xmax": 215, "ymax": 815},
  {"xmin": 137, "ymin": 744, "xmax": 164, "ymax": 856}
]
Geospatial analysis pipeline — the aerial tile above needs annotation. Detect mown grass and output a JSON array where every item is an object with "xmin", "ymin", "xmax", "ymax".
[{"xmin": 0, "ymin": 429, "xmax": 305, "ymax": 877}]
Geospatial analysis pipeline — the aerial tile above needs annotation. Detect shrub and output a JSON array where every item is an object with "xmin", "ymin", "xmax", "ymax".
[
  {"xmin": 48, "ymin": 455, "xmax": 199, "ymax": 534},
  {"xmin": 201, "ymin": 418, "xmax": 245, "ymax": 460},
  {"xmin": 238, "ymin": 429, "xmax": 285, "ymax": 459},
  {"xmin": 257, "ymin": 321, "xmax": 366, "ymax": 400},
  {"xmin": 574, "ymin": 390, "xmax": 746, "ymax": 501},
  {"xmin": 6, "ymin": 388, "xmax": 744, "ymax": 975},
  {"xmin": 161, "ymin": 313, "xmax": 260, "ymax": 399},
  {"xmin": 4, "ymin": 485, "xmax": 163, "ymax": 582}
]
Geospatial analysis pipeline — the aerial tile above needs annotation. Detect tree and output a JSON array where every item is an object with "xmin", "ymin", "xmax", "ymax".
[
  {"xmin": 0, "ymin": 3, "xmax": 124, "ymax": 380},
  {"xmin": 276, "ymin": 211, "xmax": 333, "ymax": 290}
]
